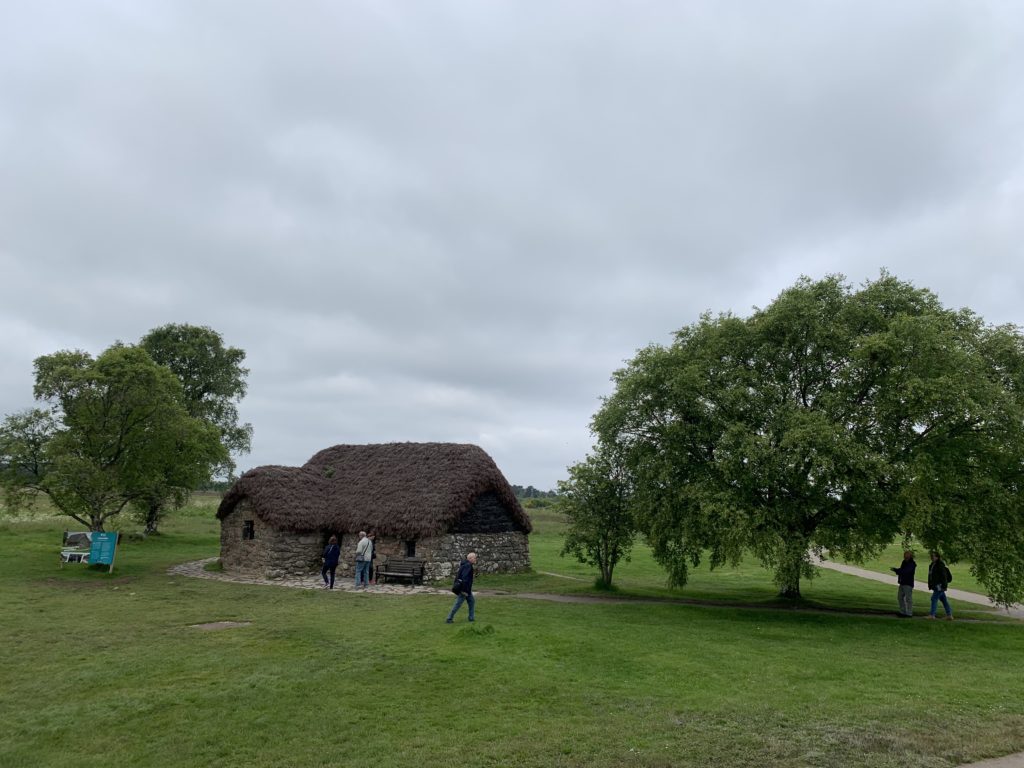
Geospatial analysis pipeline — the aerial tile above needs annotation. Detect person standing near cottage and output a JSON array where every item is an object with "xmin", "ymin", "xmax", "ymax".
[
  {"xmin": 322, "ymin": 535, "xmax": 341, "ymax": 590},
  {"xmin": 367, "ymin": 531, "xmax": 377, "ymax": 585},
  {"xmin": 354, "ymin": 531, "xmax": 372, "ymax": 589},
  {"xmin": 927, "ymin": 551, "xmax": 954, "ymax": 620},
  {"xmin": 890, "ymin": 550, "xmax": 916, "ymax": 618},
  {"xmin": 446, "ymin": 552, "xmax": 478, "ymax": 623}
]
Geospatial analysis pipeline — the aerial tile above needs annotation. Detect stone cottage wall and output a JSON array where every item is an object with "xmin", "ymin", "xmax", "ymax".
[
  {"xmin": 220, "ymin": 507, "xmax": 530, "ymax": 582},
  {"xmin": 219, "ymin": 502, "xmax": 321, "ymax": 579},
  {"xmin": 415, "ymin": 531, "xmax": 530, "ymax": 581}
]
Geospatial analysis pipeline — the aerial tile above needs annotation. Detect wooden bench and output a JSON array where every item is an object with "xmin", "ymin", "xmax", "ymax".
[{"xmin": 375, "ymin": 557, "xmax": 425, "ymax": 585}]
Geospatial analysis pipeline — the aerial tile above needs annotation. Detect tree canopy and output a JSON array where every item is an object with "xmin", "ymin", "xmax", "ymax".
[
  {"xmin": 139, "ymin": 323, "xmax": 252, "ymax": 476},
  {"xmin": 593, "ymin": 274, "xmax": 1024, "ymax": 604},
  {"xmin": 0, "ymin": 345, "xmax": 227, "ymax": 531},
  {"xmin": 558, "ymin": 446, "xmax": 635, "ymax": 588},
  {"xmin": 135, "ymin": 324, "xmax": 251, "ymax": 532}
]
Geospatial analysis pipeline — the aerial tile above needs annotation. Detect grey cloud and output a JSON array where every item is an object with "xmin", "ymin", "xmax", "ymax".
[{"xmin": 2, "ymin": 1, "xmax": 1023, "ymax": 487}]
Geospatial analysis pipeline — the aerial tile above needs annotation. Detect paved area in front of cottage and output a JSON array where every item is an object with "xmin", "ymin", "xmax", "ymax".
[{"xmin": 168, "ymin": 557, "xmax": 447, "ymax": 595}]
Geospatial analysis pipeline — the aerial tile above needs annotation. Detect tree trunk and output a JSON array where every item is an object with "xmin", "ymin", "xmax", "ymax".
[
  {"xmin": 778, "ymin": 581, "xmax": 802, "ymax": 599},
  {"xmin": 144, "ymin": 501, "xmax": 163, "ymax": 536},
  {"xmin": 774, "ymin": 539, "xmax": 809, "ymax": 599},
  {"xmin": 600, "ymin": 563, "xmax": 614, "ymax": 587}
]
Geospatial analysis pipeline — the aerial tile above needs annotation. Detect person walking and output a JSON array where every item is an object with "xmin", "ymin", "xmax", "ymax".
[
  {"xmin": 927, "ymin": 551, "xmax": 953, "ymax": 620},
  {"xmin": 354, "ymin": 531, "xmax": 372, "ymax": 589},
  {"xmin": 890, "ymin": 550, "xmax": 916, "ymax": 617},
  {"xmin": 321, "ymin": 535, "xmax": 341, "ymax": 589},
  {"xmin": 446, "ymin": 552, "xmax": 478, "ymax": 623}
]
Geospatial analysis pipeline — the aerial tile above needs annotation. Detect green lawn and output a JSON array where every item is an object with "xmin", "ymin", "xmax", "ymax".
[
  {"xmin": 2, "ymin": 502, "xmax": 1023, "ymax": 768},
  {"xmin": 486, "ymin": 509, "xmax": 998, "ymax": 619}
]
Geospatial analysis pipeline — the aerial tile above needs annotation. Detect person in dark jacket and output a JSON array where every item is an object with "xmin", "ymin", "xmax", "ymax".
[
  {"xmin": 445, "ymin": 552, "xmax": 478, "ymax": 623},
  {"xmin": 891, "ymin": 550, "xmax": 917, "ymax": 617},
  {"xmin": 321, "ymin": 535, "xmax": 341, "ymax": 589},
  {"xmin": 927, "ymin": 551, "xmax": 953, "ymax": 620}
]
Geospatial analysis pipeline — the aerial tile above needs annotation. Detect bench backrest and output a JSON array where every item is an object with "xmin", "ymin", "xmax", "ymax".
[{"xmin": 382, "ymin": 557, "xmax": 425, "ymax": 573}]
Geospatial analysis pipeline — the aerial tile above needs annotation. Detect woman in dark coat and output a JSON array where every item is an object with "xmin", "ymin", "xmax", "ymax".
[{"xmin": 322, "ymin": 535, "xmax": 341, "ymax": 589}]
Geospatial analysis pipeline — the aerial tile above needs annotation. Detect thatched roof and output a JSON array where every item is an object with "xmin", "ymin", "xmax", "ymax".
[{"xmin": 217, "ymin": 442, "xmax": 531, "ymax": 537}]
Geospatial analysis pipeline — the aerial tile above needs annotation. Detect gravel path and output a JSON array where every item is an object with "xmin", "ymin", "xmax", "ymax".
[
  {"xmin": 168, "ymin": 557, "xmax": 447, "ymax": 595},
  {"xmin": 812, "ymin": 555, "xmax": 1024, "ymax": 619}
]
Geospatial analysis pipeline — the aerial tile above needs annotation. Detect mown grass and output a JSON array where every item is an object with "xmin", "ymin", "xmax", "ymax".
[
  {"xmin": 484, "ymin": 509, "xmax": 998, "ymax": 619},
  {"xmin": 1, "ymin": 502, "xmax": 1023, "ymax": 768}
]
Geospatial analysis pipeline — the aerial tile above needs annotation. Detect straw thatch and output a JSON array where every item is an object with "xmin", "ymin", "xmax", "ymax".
[{"xmin": 217, "ymin": 442, "xmax": 531, "ymax": 538}]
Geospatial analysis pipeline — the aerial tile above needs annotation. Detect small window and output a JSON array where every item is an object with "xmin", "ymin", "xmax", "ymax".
[
  {"xmin": 405, "ymin": 540, "xmax": 416, "ymax": 557},
  {"xmin": 242, "ymin": 520, "xmax": 255, "ymax": 540}
]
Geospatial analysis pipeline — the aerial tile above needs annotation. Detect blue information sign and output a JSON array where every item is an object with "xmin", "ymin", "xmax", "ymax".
[{"xmin": 89, "ymin": 532, "xmax": 119, "ymax": 571}]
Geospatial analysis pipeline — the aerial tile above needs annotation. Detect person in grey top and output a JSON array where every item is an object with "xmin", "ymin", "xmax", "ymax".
[{"xmin": 354, "ymin": 531, "xmax": 372, "ymax": 589}]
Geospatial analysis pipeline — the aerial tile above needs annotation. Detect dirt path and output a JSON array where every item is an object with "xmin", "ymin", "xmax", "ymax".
[{"xmin": 959, "ymin": 754, "xmax": 1024, "ymax": 767}]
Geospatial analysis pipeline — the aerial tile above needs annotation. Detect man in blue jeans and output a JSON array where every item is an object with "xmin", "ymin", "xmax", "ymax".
[
  {"xmin": 354, "ymin": 531, "xmax": 372, "ymax": 589},
  {"xmin": 927, "ymin": 550, "xmax": 953, "ymax": 620},
  {"xmin": 446, "ymin": 552, "xmax": 478, "ymax": 623}
]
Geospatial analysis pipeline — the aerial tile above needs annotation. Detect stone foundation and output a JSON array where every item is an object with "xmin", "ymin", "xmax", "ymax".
[{"xmin": 220, "ymin": 506, "xmax": 530, "ymax": 582}]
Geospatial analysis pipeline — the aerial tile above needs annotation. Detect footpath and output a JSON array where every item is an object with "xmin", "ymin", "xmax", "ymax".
[
  {"xmin": 812, "ymin": 555, "xmax": 1024, "ymax": 620},
  {"xmin": 168, "ymin": 557, "xmax": 446, "ymax": 595}
]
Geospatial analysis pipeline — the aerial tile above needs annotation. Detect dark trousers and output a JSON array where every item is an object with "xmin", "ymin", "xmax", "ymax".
[{"xmin": 322, "ymin": 563, "xmax": 337, "ymax": 588}]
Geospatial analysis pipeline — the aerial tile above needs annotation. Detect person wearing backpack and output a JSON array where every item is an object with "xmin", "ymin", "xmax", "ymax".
[{"xmin": 927, "ymin": 551, "xmax": 953, "ymax": 620}]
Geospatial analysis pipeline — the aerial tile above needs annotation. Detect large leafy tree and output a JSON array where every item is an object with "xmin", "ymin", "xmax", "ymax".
[
  {"xmin": 594, "ymin": 274, "xmax": 1024, "ymax": 604},
  {"xmin": 138, "ymin": 324, "xmax": 251, "ymax": 533},
  {"xmin": 559, "ymin": 446, "xmax": 636, "ymax": 588},
  {"xmin": 140, "ymin": 324, "xmax": 252, "ymax": 468},
  {"xmin": 0, "ymin": 345, "xmax": 226, "ymax": 531}
]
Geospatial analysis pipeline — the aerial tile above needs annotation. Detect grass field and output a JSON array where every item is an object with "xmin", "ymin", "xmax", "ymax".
[{"xmin": 2, "ymin": 499, "xmax": 1023, "ymax": 768}]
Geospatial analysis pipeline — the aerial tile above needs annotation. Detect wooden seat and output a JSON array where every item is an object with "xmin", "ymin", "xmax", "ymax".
[{"xmin": 375, "ymin": 556, "xmax": 425, "ymax": 585}]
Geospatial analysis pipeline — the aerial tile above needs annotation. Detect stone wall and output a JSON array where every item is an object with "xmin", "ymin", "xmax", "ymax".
[
  {"xmin": 414, "ymin": 531, "xmax": 531, "ymax": 581},
  {"xmin": 220, "ymin": 502, "xmax": 531, "ymax": 582},
  {"xmin": 219, "ymin": 502, "xmax": 321, "ymax": 579},
  {"xmin": 327, "ymin": 532, "xmax": 529, "ymax": 582}
]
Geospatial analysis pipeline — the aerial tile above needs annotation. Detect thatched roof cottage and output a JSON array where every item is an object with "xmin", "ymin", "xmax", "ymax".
[{"xmin": 217, "ymin": 442, "xmax": 532, "ymax": 581}]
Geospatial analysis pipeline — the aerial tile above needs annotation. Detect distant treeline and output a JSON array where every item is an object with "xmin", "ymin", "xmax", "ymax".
[
  {"xmin": 511, "ymin": 485, "xmax": 558, "ymax": 499},
  {"xmin": 196, "ymin": 479, "xmax": 232, "ymax": 493}
]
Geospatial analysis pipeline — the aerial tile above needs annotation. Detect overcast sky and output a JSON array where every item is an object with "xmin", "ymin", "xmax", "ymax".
[{"xmin": 2, "ymin": 2, "xmax": 1022, "ymax": 489}]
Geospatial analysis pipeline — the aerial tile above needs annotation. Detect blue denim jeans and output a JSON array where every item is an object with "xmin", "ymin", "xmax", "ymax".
[
  {"xmin": 930, "ymin": 588, "xmax": 952, "ymax": 617},
  {"xmin": 447, "ymin": 592, "xmax": 475, "ymax": 622},
  {"xmin": 355, "ymin": 560, "xmax": 371, "ymax": 588}
]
